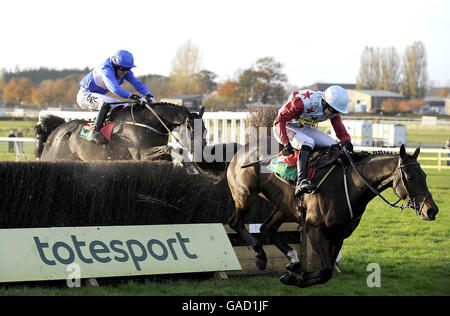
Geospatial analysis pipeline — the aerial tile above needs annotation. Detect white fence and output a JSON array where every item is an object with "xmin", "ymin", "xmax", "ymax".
[
  {"xmin": 2, "ymin": 135, "xmax": 449, "ymax": 169},
  {"xmin": 2, "ymin": 110, "xmax": 447, "ymax": 169},
  {"xmin": 202, "ymin": 111, "xmax": 249, "ymax": 145},
  {"xmin": 37, "ymin": 110, "xmax": 98, "ymax": 122}
]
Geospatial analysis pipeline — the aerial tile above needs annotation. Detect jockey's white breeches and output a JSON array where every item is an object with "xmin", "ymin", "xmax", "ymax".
[
  {"xmin": 273, "ymin": 125, "xmax": 337, "ymax": 150},
  {"xmin": 77, "ymin": 89, "xmax": 123, "ymax": 111}
]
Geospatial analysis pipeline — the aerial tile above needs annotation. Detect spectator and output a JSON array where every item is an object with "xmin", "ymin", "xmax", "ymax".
[
  {"xmin": 17, "ymin": 129, "xmax": 24, "ymax": 153},
  {"xmin": 445, "ymin": 139, "xmax": 450, "ymax": 166},
  {"xmin": 8, "ymin": 129, "xmax": 16, "ymax": 153}
]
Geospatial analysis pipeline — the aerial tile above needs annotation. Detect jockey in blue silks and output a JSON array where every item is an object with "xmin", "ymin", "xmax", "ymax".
[{"xmin": 78, "ymin": 50, "xmax": 155, "ymax": 144}]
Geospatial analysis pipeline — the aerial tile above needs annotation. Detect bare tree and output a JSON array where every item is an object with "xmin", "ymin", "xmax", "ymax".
[
  {"xmin": 401, "ymin": 41, "xmax": 428, "ymax": 98},
  {"xmin": 170, "ymin": 40, "xmax": 202, "ymax": 95},
  {"xmin": 380, "ymin": 47, "xmax": 401, "ymax": 92},
  {"xmin": 356, "ymin": 47, "xmax": 382, "ymax": 90}
]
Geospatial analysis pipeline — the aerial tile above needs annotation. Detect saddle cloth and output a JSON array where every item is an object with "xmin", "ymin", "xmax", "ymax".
[
  {"xmin": 79, "ymin": 122, "xmax": 116, "ymax": 142},
  {"xmin": 266, "ymin": 147, "xmax": 340, "ymax": 187},
  {"xmin": 79, "ymin": 105, "xmax": 125, "ymax": 142}
]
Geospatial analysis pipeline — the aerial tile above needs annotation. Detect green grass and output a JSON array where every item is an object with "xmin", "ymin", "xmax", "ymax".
[
  {"xmin": 406, "ymin": 125, "xmax": 450, "ymax": 145},
  {"xmin": 0, "ymin": 120, "xmax": 36, "ymax": 161},
  {"xmin": 0, "ymin": 120, "xmax": 36, "ymax": 138},
  {"xmin": 318, "ymin": 121, "xmax": 450, "ymax": 147},
  {"xmin": 0, "ymin": 169, "xmax": 448, "ymax": 296}
]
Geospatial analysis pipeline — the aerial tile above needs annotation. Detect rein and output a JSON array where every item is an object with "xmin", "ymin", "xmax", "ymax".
[
  {"xmin": 107, "ymin": 102, "xmax": 169, "ymax": 136},
  {"xmin": 118, "ymin": 121, "xmax": 168, "ymax": 135},
  {"xmin": 340, "ymin": 147, "xmax": 428, "ymax": 216},
  {"xmin": 143, "ymin": 103, "xmax": 186, "ymax": 149}
]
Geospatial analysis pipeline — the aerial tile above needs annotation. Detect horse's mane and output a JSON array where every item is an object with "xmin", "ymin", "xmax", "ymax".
[
  {"xmin": 113, "ymin": 102, "xmax": 186, "ymax": 113},
  {"xmin": 355, "ymin": 150, "xmax": 398, "ymax": 164},
  {"xmin": 148, "ymin": 102, "xmax": 190, "ymax": 115},
  {"xmin": 150, "ymin": 102, "xmax": 186, "ymax": 109},
  {"xmin": 108, "ymin": 102, "xmax": 189, "ymax": 123},
  {"xmin": 371, "ymin": 150, "xmax": 398, "ymax": 157}
]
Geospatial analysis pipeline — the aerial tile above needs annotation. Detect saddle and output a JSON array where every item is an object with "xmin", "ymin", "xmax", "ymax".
[
  {"xmin": 79, "ymin": 106, "xmax": 125, "ymax": 143},
  {"xmin": 266, "ymin": 146, "xmax": 341, "ymax": 188}
]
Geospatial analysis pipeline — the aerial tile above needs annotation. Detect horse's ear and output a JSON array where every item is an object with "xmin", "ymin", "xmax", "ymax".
[
  {"xmin": 412, "ymin": 143, "xmax": 421, "ymax": 160},
  {"xmin": 399, "ymin": 144, "xmax": 407, "ymax": 159},
  {"xmin": 199, "ymin": 106, "xmax": 205, "ymax": 118}
]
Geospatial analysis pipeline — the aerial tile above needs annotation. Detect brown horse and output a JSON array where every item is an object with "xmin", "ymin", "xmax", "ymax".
[{"xmin": 186, "ymin": 109, "xmax": 439, "ymax": 288}]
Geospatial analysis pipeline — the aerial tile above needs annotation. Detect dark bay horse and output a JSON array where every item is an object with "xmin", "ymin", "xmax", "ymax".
[
  {"xmin": 36, "ymin": 102, "xmax": 190, "ymax": 162},
  {"xmin": 185, "ymin": 109, "xmax": 439, "ymax": 288}
]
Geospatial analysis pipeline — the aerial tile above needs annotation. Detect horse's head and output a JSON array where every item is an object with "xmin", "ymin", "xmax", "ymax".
[
  {"xmin": 185, "ymin": 106, "xmax": 208, "ymax": 149},
  {"xmin": 392, "ymin": 144, "xmax": 439, "ymax": 221},
  {"xmin": 144, "ymin": 102, "xmax": 189, "ymax": 129}
]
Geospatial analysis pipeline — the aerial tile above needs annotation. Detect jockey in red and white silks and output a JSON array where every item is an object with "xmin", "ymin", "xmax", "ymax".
[{"xmin": 273, "ymin": 85, "xmax": 353, "ymax": 197}]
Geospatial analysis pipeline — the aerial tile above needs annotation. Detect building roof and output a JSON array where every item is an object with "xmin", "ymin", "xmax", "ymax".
[
  {"xmin": 349, "ymin": 90, "xmax": 404, "ymax": 97},
  {"xmin": 304, "ymin": 82, "xmax": 356, "ymax": 91},
  {"xmin": 425, "ymin": 96, "xmax": 448, "ymax": 102}
]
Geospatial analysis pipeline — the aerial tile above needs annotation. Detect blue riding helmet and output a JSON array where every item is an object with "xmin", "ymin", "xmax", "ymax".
[{"xmin": 112, "ymin": 50, "xmax": 136, "ymax": 68}]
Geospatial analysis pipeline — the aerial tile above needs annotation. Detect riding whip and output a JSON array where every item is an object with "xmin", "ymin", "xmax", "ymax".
[{"xmin": 241, "ymin": 152, "xmax": 282, "ymax": 169}]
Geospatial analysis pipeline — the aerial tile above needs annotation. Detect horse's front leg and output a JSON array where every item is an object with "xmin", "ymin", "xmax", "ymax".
[
  {"xmin": 260, "ymin": 210, "xmax": 300, "ymax": 270},
  {"xmin": 330, "ymin": 239, "xmax": 344, "ymax": 272},
  {"xmin": 280, "ymin": 225, "xmax": 333, "ymax": 288},
  {"xmin": 300, "ymin": 225, "xmax": 333, "ymax": 287},
  {"xmin": 228, "ymin": 198, "xmax": 267, "ymax": 271},
  {"xmin": 139, "ymin": 146, "xmax": 173, "ymax": 161}
]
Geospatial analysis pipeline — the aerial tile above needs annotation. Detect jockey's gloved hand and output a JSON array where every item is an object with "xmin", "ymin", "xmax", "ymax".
[
  {"xmin": 129, "ymin": 94, "xmax": 146, "ymax": 107},
  {"xmin": 138, "ymin": 97, "xmax": 147, "ymax": 106},
  {"xmin": 146, "ymin": 94, "xmax": 156, "ymax": 104},
  {"xmin": 129, "ymin": 94, "xmax": 141, "ymax": 103},
  {"xmin": 282, "ymin": 142, "xmax": 295, "ymax": 156},
  {"xmin": 340, "ymin": 141, "xmax": 353, "ymax": 152}
]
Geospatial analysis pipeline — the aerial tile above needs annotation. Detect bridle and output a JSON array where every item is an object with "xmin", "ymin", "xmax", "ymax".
[
  {"xmin": 341, "ymin": 147, "xmax": 430, "ymax": 218},
  {"xmin": 186, "ymin": 114, "xmax": 208, "ymax": 147},
  {"xmin": 392, "ymin": 159, "xmax": 430, "ymax": 216}
]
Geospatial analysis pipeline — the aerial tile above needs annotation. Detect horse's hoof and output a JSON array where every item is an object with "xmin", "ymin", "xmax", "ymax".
[
  {"xmin": 286, "ymin": 262, "xmax": 302, "ymax": 274},
  {"xmin": 280, "ymin": 272, "xmax": 298, "ymax": 287},
  {"xmin": 297, "ymin": 279, "xmax": 317, "ymax": 288},
  {"xmin": 255, "ymin": 254, "xmax": 267, "ymax": 270}
]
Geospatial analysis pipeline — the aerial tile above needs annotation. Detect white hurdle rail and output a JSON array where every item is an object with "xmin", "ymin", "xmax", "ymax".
[{"xmin": 38, "ymin": 110, "xmax": 98, "ymax": 122}]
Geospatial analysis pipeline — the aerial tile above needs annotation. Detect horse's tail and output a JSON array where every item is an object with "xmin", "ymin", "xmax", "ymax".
[{"xmin": 35, "ymin": 115, "xmax": 66, "ymax": 159}]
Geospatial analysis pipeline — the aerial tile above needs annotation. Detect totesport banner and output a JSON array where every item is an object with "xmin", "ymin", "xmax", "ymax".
[{"xmin": 0, "ymin": 224, "xmax": 241, "ymax": 282}]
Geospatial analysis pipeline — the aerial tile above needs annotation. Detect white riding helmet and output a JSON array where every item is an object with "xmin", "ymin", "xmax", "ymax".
[{"xmin": 322, "ymin": 85, "xmax": 349, "ymax": 114}]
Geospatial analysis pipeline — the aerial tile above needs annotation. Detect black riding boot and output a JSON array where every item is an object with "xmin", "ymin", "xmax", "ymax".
[
  {"xmin": 91, "ymin": 103, "xmax": 110, "ymax": 145},
  {"xmin": 294, "ymin": 146, "xmax": 317, "ymax": 197}
]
